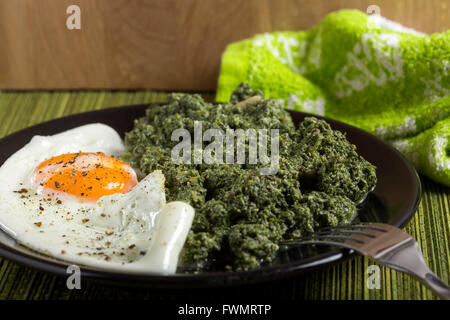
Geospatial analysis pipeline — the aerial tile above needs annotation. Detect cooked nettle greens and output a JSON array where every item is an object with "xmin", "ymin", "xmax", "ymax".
[{"xmin": 125, "ymin": 83, "xmax": 377, "ymax": 271}]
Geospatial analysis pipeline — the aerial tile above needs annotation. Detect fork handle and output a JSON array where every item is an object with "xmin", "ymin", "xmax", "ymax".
[
  {"xmin": 422, "ymin": 272, "xmax": 450, "ymax": 300},
  {"xmin": 376, "ymin": 239, "xmax": 450, "ymax": 300},
  {"xmin": 380, "ymin": 263, "xmax": 450, "ymax": 300}
]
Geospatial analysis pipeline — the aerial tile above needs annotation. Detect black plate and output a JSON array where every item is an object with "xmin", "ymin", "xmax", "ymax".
[{"xmin": 0, "ymin": 104, "xmax": 421, "ymax": 287}]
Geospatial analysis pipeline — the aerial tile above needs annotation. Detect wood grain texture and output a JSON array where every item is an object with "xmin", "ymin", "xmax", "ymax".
[{"xmin": 0, "ymin": 0, "xmax": 448, "ymax": 90}]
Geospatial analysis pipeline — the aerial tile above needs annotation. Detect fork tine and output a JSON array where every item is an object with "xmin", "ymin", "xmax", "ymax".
[
  {"xmin": 313, "ymin": 229, "xmax": 377, "ymax": 238},
  {"xmin": 284, "ymin": 234, "xmax": 366, "ymax": 245},
  {"xmin": 314, "ymin": 234, "xmax": 366, "ymax": 244},
  {"xmin": 319, "ymin": 224, "xmax": 388, "ymax": 233},
  {"xmin": 282, "ymin": 239, "xmax": 361, "ymax": 252}
]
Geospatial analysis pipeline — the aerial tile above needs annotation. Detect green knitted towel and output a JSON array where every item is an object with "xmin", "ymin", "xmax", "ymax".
[{"xmin": 216, "ymin": 10, "xmax": 450, "ymax": 186}]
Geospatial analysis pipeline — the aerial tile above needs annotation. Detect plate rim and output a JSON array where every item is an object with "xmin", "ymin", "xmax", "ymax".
[{"xmin": 0, "ymin": 104, "xmax": 422, "ymax": 287}]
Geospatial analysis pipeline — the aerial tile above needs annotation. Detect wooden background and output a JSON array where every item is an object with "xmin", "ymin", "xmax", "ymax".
[{"xmin": 0, "ymin": 0, "xmax": 448, "ymax": 91}]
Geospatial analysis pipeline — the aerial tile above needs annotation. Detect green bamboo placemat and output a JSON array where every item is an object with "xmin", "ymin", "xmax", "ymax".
[{"xmin": 0, "ymin": 90, "xmax": 448, "ymax": 300}]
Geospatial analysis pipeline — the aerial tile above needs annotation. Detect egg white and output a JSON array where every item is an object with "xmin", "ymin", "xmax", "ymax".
[{"xmin": 0, "ymin": 123, "xmax": 194, "ymax": 274}]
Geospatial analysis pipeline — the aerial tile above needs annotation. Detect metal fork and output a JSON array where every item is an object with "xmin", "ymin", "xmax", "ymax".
[{"xmin": 282, "ymin": 223, "xmax": 450, "ymax": 299}]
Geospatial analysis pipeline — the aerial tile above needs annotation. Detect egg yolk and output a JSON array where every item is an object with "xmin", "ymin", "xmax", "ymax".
[{"xmin": 30, "ymin": 152, "xmax": 138, "ymax": 201}]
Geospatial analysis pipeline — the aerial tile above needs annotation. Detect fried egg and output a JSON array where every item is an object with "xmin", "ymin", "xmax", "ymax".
[{"xmin": 0, "ymin": 123, "xmax": 194, "ymax": 273}]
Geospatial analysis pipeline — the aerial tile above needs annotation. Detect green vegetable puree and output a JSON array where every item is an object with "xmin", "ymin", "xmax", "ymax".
[{"xmin": 125, "ymin": 83, "xmax": 377, "ymax": 271}]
